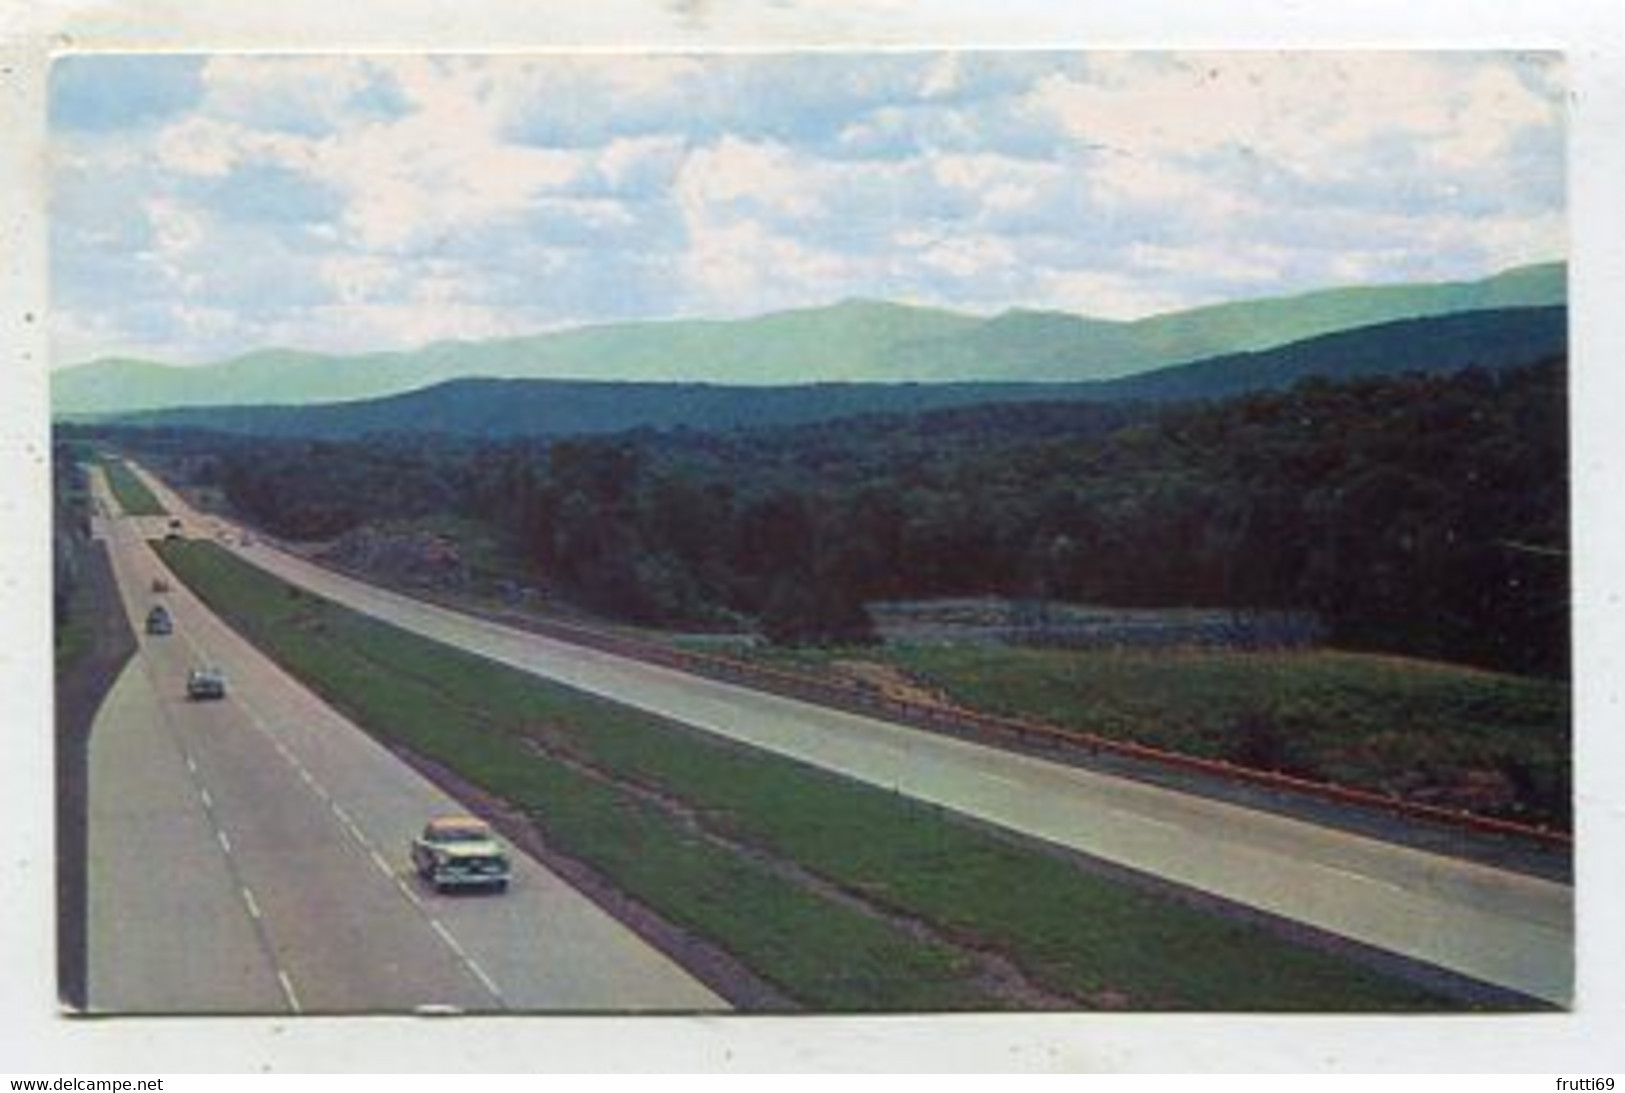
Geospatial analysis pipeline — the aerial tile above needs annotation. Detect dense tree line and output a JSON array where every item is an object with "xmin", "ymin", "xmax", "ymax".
[{"xmin": 88, "ymin": 358, "xmax": 1568, "ymax": 674}]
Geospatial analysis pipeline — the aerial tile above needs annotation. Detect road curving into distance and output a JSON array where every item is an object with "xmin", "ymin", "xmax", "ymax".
[
  {"xmin": 128, "ymin": 461, "xmax": 1574, "ymax": 1007},
  {"xmin": 86, "ymin": 466, "xmax": 727, "ymax": 1014}
]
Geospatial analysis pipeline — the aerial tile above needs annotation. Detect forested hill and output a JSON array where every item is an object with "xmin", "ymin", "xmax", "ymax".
[
  {"xmin": 1086, "ymin": 305, "xmax": 1565, "ymax": 403},
  {"xmin": 105, "ymin": 356, "xmax": 1569, "ymax": 677},
  {"xmin": 112, "ymin": 305, "xmax": 1564, "ymax": 440}
]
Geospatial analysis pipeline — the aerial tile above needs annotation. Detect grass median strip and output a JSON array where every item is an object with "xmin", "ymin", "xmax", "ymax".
[
  {"xmin": 100, "ymin": 457, "xmax": 167, "ymax": 517},
  {"xmin": 158, "ymin": 539, "xmax": 1482, "ymax": 1011}
]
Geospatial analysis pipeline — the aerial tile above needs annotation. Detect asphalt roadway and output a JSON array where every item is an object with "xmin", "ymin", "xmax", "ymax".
[
  {"xmin": 85, "ymin": 468, "xmax": 726, "ymax": 1014},
  {"xmin": 129, "ymin": 463, "xmax": 1574, "ymax": 1007}
]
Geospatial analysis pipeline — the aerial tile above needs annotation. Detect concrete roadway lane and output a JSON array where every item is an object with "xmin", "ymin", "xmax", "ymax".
[
  {"xmin": 87, "ymin": 469, "xmax": 726, "ymax": 1014},
  {"xmin": 133, "ymin": 464, "xmax": 1574, "ymax": 1005}
]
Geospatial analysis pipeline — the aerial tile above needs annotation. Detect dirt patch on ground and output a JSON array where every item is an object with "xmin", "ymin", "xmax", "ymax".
[
  {"xmin": 829, "ymin": 659, "xmax": 954, "ymax": 710},
  {"xmin": 55, "ymin": 541, "xmax": 137, "ymax": 1011},
  {"xmin": 316, "ymin": 526, "xmax": 471, "ymax": 590}
]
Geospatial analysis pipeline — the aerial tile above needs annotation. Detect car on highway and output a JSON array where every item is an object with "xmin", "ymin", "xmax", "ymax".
[
  {"xmin": 410, "ymin": 816, "xmax": 511, "ymax": 893},
  {"xmin": 151, "ymin": 576, "xmax": 170, "ymax": 593},
  {"xmin": 145, "ymin": 605, "xmax": 173, "ymax": 635},
  {"xmin": 186, "ymin": 667, "xmax": 227, "ymax": 700}
]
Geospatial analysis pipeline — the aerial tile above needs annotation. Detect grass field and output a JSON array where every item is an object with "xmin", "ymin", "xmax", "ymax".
[
  {"xmin": 748, "ymin": 644, "xmax": 1570, "ymax": 829},
  {"xmin": 100, "ymin": 457, "xmax": 166, "ymax": 517},
  {"xmin": 156, "ymin": 539, "xmax": 1484, "ymax": 1011}
]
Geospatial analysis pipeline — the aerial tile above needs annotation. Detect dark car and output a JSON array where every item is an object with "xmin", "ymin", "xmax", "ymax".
[{"xmin": 145, "ymin": 605, "xmax": 173, "ymax": 635}]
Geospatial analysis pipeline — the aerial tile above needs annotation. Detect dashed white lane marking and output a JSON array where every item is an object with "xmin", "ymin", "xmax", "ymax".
[
  {"xmin": 199, "ymin": 787, "xmax": 214, "ymax": 810},
  {"xmin": 277, "ymin": 969, "xmax": 303, "ymax": 1014},
  {"xmin": 394, "ymin": 876, "xmax": 424, "ymax": 907},
  {"xmin": 216, "ymin": 829, "xmax": 233, "ymax": 854},
  {"xmin": 428, "ymin": 918, "xmax": 466, "ymax": 958},
  {"xmin": 425, "ymin": 917, "xmax": 505, "ymax": 1004},
  {"xmin": 467, "ymin": 961, "xmax": 503, "ymax": 1001},
  {"xmin": 331, "ymin": 803, "xmax": 371, "ymax": 846},
  {"xmin": 241, "ymin": 886, "xmax": 262, "ymax": 920},
  {"xmin": 185, "ymin": 754, "xmax": 198, "ymax": 774}
]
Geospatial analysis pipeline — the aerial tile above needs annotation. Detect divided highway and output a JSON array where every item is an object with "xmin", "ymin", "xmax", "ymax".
[
  {"xmin": 86, "ymin": 467, "xmax": 726, "ymax": 1014},
  {"xmin": 126, "ymin": 463, "xmax": 1574, "ymax": 1006}
]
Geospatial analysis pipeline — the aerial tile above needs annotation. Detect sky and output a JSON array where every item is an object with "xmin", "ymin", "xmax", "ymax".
[{"xmin": 48, "ymin": 51, "xmax": 1566, "ymax": 366}]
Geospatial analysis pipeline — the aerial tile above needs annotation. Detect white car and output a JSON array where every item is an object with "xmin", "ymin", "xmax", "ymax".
[
  {"xmin": 186, "ymin": 667, "xmax": 227, "ymax": 700},
  {"xmin": 410, "ymin": 816, "xmax": 511, "ymax": 893}
]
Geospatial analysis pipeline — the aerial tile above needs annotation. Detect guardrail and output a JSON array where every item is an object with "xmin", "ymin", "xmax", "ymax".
[{"xmin": 448, "ymin": 601, "xmax": 1574, "ymax": 852}]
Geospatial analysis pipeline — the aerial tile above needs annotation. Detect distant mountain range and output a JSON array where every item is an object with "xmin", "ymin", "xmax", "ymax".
[
  {"xmin": 111, "ymin": 305, "xmax": 1566, "ymax": 440},
  {"xmin": 53, "ymin": 261, "xmax": 1565, "ymax": 417}
]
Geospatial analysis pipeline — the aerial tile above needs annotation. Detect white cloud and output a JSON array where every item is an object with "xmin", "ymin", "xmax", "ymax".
[
  {"xmin": 676, "ymin": 135, "xmax": 823, "ymax": 221},
  {"xmin": 1127, "ymin": 242, "xmax": 1287, "ymax": 285},
  {"xmin": 1034, "ymin": 267, "xmax": 1192, "ymax": 320},
  {"xmin": 1028, "ymin": 53, "xmax": 1560, "ymax": 180},
  {"xmin": 595, "ymin": 134, "xmax": 686, "ymax": 189},
  {"xmin": 680, "ymin": 216, "xmax": 851, "ymax": 312},
  {"xmin": 898, "ymin": 229, "xmax": 1018, "ymax": 279},
  {"xmin": 931, "ymin": 151, "xmax": 1059, "ymax": 196},
  {"xmin": 309, "ymin": 62, "xmax": 588, "ymax": 251},
  {"xmin": 195, "ymin": 55, "xmax": 392, "ymax": 134},
  {"xmin": 920, "ymin": 54, "xmax": 961, "ymax": 99},
  {"xmin": 318, "ymin": 253, "xmax": 405, "ymax": 307},
  {"xmin": 154, "ymin": 115, "xmax": 267, "ymax": 178}
]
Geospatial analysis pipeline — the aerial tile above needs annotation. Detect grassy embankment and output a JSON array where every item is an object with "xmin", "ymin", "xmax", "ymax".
[
  {"xmin": 100, "ymin": 457, "xmax": 166, "ymax": 517},
  {"xmin": 55, "ymin": 602, "xmax": 94, "ymax": 669},
  {"xmin": 747, "ymin": 644, "xmax": 1570, "ymax": 830},
  {"xmin": 157, "ymin": 539, "xmax": 1480, "ymax": 1011}
]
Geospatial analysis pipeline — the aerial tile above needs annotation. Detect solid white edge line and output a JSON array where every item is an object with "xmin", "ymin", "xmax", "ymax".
[{"xmin": 370, "ymin": 849, "xmax": 393, "ymax": 877}]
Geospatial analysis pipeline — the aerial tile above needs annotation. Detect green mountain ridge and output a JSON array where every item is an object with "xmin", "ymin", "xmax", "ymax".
[
  {"xmin": 109, "ymin": 305, "xmax": 1566, "ymax": 441},
  {"xmin": 52, "ymin": 261, "xmax": 1565, "ymax": 416}
]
